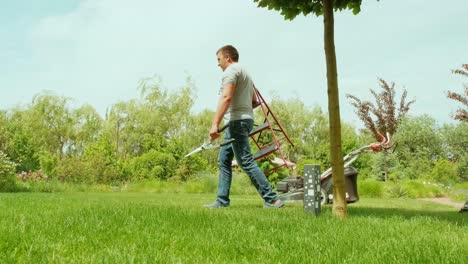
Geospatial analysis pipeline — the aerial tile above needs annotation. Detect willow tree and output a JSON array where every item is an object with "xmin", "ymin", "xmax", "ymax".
[{"xmin": 253, "ymin": 0, "xmax": 372, "ymax": 218}]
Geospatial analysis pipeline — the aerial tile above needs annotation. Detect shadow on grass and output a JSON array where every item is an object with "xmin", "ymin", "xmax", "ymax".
[{"xmin": 348, "ymin": 206, "xmax": 467, "ymax": 226}]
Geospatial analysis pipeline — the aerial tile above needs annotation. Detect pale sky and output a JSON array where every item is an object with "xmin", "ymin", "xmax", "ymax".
[{"xmin": 1, "ymin": 0, "xmax": 467, "ymax": 127}]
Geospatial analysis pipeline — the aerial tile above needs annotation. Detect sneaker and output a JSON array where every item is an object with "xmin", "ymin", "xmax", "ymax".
[
  {"xmin": 203, "ymin": 201, "xmax": 229, "ymax": 208},
  {"xmin": 263, "ymin": 199, "xmax": 285, "ymax": 208}
]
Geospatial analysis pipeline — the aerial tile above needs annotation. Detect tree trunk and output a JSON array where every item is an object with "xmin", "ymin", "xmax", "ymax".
[{"xmin": 323, "ymin": 0, "xmax": 347, "ymax": 218}]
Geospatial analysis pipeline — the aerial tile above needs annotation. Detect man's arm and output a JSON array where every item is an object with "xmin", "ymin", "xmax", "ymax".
[
  {"xmin": 209, "ymin": 83, "xmax": 235, "ymax": 141},
  {"xmin": 252, "ymin": 86, "xmax": 260, "ymax": 108}
]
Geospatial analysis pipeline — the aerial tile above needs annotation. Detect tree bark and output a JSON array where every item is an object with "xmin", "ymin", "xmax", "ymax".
[{"xmin": 323, "ymin": 0, "xmax": 347, "ymax": 218}]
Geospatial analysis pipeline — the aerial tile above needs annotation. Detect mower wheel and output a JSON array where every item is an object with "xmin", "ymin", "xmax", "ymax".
[{"xmin": 321, "ymin": 188, "xmax": 329, "ymax": 205}]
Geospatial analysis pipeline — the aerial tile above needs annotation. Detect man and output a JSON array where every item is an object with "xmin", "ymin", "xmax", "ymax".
[{"xmin": 204, "ymin": 45, "xmax": 284, "ymax": 208}]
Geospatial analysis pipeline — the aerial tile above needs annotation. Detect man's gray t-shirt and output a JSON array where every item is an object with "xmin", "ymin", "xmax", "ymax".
[{"xmin": 220, "ymin": 63, "xmax": 254, "ymax": 121}]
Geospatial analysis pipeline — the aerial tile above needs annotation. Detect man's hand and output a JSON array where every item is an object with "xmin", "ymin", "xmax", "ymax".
[{"xmin": 209, "ymin": 125, "xmax": 220, "ymax": 142}]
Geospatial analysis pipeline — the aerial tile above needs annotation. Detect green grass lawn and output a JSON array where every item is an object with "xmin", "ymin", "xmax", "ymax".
[{"xmin": 0, "ymin": 192, "xmax": 466, "ymax": 263}]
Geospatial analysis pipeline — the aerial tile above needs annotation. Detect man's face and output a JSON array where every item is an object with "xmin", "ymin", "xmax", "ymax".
[{"xmin": 217, "ymin": 52, "xmax": 229, "ymax": 71}]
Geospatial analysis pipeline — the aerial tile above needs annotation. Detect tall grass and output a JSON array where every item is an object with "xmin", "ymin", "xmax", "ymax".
[
  {"xmin": 13, "ymin": 172, "xmax": 259, "ymax": 196},
  {"xmin": 0, "ymin": 193, "xmax": 466, "ymax": 263},
  {"xmin": 13, "ymin": 174, "xmax": 466, "ymax": 203},
  {"xmin": 357, "ymin": 179, "xmax": 461, "ymax": 199}
]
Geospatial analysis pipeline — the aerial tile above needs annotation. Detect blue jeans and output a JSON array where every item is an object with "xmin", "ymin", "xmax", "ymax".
[{"xmin": 216, "ymin": 119, "xmax": 278, "ymax": 205}]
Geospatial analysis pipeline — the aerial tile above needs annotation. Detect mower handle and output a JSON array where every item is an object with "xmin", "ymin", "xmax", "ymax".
[
  {"xmin": 218, "ymin": 123, "xmax": 229, "ymax": 133},
  {"xmin": 370, "ymin": 132, "xmax": 393, "ymax": 152},
  {"xmin": 319, "ymin": 131, "xmax": 394, "ymax": 179}
]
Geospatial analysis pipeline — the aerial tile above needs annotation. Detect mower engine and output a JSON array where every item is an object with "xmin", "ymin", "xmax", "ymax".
[{"xmin": 276, "ymin": 166, "xmax": 360, "ymax": 205}]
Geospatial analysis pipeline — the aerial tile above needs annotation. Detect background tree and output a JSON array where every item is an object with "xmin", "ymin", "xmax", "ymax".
[
  {"xmin": 72, "ymin": 105, "xmax": 103, "ymax": 156},
  {"xmin": 253, "ymin": 0, "xmax": 372, "ymax": 218},
  {"xmin": 26, "ymin": 92, "xmax": 75, "ymax": 158},
  {"xmin": 0, "ymin": 150, "xmax": 16, "ymax": 191},
  {"xmin": 0, "ymin": 111, "xmax": 7, "ymax": 152},
  {"xmin": 1, "ymin": 85, "xmax": 465, "ymax": 188},
  {"xmin": 105, "ymin": 100, "xmax": 141, "ymax": 159},
  {"xmin": 446, "ymin": 64, "xmax": 468, "ymax": 122},
  {"xmin": 266, "ymin": 96, "xmax": 329, "ymax": 164},
  {"xmin": 346, "ymin": 79, "xmax": 415, "ymax": 140},
  {"xmin": 346, "ymin": 79, "xmax": 415, "ymax": 181},
  {"xmin": 268, "ymin": 96, "xmax": 360, "ymax": 169},
  {"xmin": 440, "ymin": 122, "xmax": 468, "ymax": 181},
  {"xmin": 137, "ymin": 75, "xmax": 196, "ymax": 153},
  {"xmin": 178, "ymin": 109, "xmax": 215, "ymax": 180},
  {"xmin": 391, "ymin": 115, "xmax": 445, "ymax": 180},
  {"xmin": 3, "ymin": 109, "xmax": 41, "ymax": 172}
]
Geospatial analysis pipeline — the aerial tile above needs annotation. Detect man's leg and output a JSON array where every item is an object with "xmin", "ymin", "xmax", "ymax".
[
  {"xmin": 230, "ymin": 119, "xmax": 279, "ymax": 204},
  {"xmin": 215, "ymin": 127, "xmax": 234, "ymax": 206}
]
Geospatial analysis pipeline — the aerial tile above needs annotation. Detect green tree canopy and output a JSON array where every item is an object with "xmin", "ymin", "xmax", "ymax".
[{"xmin": 254, "ymin": 0, "xmax": 365, "ymax": 19}]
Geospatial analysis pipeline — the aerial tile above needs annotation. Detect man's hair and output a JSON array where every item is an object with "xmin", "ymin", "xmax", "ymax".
[{"xmin": 217, "ymin": 45, "xmax": 239, "ymax": 62}]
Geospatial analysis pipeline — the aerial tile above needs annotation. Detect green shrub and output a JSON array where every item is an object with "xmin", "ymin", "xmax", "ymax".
[
  {"xmin": 15, "ymin": 178, "xmax": 59, "ymax": 193},
  {"xmin": 38, "ymin": 151, "xmax": 58, "ymax": 178},
  {"xmin": 230, "ymin": 172, "xmax": 258, "ymax": 195},
  {"xmin": 183, "ymin": 180, "xmax": 207, "ymax": 194},
  {"xmin": 296, "ymin": 159, "xmax": 323, "ymax": 176},
  {"xmin": 445, "ymin": 182, "xmax": 467, "ymax": 202},
  {"xmin": 456, "ymin": 156, "xmax": 468, "ymax": 181},
  {"xmin": 428, "ymin": 159, "xmax": 459, "ymax": 185},
  {"xmin": 125, "ymin": 179, "xmax": 181, "ymax": 193},
  {"xmin": 0, "ymin": 151, "xmax": 17, "ymax": 192},
  {"xmin": 383, "ymin": 182, "xmax": 408, "ymax": 198},
  {"xmin": 447, "ymin": 191, "xmax": 467, "ymax": 202},
  {"xmin": 357, "ymin": 179, "xmax": 384, "ymax": 198},
  {"xmin": 125, "ymin": 179, "xmax": 162, "ymax": 192},
  {"xmin": 128, "ymin": 150, "xmax": 177, "ymax": 180},
  {"xmin": 85, "ymin": 155, "xmax": 119, "ymax": 184},
  {"xmin": 55, "ymin": 157, "xmax": 95, "ymax": 183},
  {"xmin": 357, "ymin": 166, "xmax": 372, "ymax": 180},
  {"xmin": 16, "ymin": 180, "xmax": 124, "ymax": 193},
  {"xmin": 370, "ymin": 152, "xmax": 399, "ymax": 181},
  {"xmin": 182, "ymin": 172, "xmax": 258, "ymax": 195},
  {"xmin": 183, "ymin": 174, "xmax": 217, "ymax": 194},
  {"xmin": 398, "ymin": 158, "xmax": 432, "ymax": 180},
  {"xmin": 255, "ymin": 157, "xmax": 291, "ymax": 186},
  {"xmin": 452, "ymin": 181, "xmax": 468, "ymax": 190},
  {"xmin": 80, "ymin": 135, "xmax": 120, "ymax": 183},
  {"xmin": 173, "ymin": 156, "xmax": 210, "ymax": 181},
  {"xmin": 401, "ymin": 180, "xmax": 444, "ymax": 198},
  {"xmin": 54, "ymin": 155, "xmax": 120, "ymax": 185}
]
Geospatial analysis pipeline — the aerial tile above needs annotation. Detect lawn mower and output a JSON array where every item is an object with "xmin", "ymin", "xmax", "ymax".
[
  {"xmin": 276, "ymin": 132, "xmax": 393, "ymax": 205},
  {"xmin": 460, "ymin": 197, "xmax": 468, "ymax": 213}
]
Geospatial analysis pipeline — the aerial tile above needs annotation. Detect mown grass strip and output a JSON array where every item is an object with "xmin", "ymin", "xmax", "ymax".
[{"xmin": 0, "ymin": 193, "xmax": 466, "ymax": 263}]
